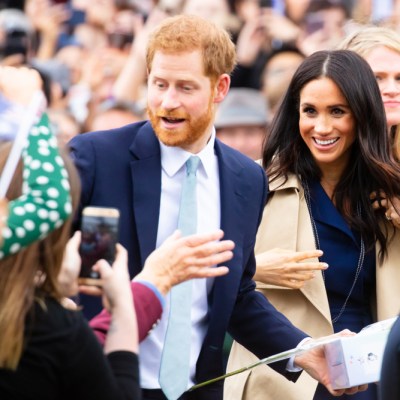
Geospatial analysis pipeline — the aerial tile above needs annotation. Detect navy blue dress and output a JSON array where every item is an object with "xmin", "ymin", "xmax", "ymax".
[{"xmin": 307, "ymin": 180, "xmax": 377, "ymax": 400}]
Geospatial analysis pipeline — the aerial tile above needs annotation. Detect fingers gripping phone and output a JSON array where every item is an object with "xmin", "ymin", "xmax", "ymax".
[{"xmin": 79, "ymin": 206, "xmax": 120, "ymax": 285}]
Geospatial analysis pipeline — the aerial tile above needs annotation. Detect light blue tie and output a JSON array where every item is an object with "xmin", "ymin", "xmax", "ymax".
[{"xmin": 159, "ymin": 156, "xmax": 200, "ymax": 400}]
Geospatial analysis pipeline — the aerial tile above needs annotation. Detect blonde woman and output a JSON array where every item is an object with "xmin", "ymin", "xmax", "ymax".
[{"xmin": 340, "ymin": 25, "xmax": 400, "ymax": 228}]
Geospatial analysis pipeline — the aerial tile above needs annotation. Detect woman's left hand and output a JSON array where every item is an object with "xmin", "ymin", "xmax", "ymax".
[{"xmin": 371, "ymin": 192, "xmax": 400, "ymax": 228}]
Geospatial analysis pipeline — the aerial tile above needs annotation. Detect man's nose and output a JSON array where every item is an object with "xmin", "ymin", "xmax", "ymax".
[{"xmin": 161, "ymin": 88, "xmax": 180, "ymax": 110}]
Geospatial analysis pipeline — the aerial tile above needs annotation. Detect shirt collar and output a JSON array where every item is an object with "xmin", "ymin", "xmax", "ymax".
[{"xmin": 160, "ymin": 128, "xmax": 216, "ymax": 178}]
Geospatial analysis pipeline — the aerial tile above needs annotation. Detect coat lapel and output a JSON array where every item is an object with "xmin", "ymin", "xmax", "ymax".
[
  {"xmin": 259, "ymin": 175, "xmax": 332, "ymax": 325},
  {"xmin": 207, "ymin": 141, "xmax": 251, "ymax": 340},
  {"xmin": 307, "ymin": 179, "xmax": 358, "ymax": 246},
  {"xmin": 129, "ymin": 122, "xmax": 162, "ymax": 265}
]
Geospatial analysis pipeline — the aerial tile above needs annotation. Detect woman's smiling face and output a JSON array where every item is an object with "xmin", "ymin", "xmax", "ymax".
[{"xmin": 299, "ymin": 77, "xmax": 356, "ymax": 176}]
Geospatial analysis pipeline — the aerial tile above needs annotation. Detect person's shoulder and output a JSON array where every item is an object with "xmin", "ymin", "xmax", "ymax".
[
  {"xmin": 216, "ymin": 139, "xmax": 265, "ymax": 174},
  {"xmin": 30, "ymin": 297, "xmax": 85, "ymax": 335},
  {"xmin": 69, "ymin": 120, "xmax": 150, "ymax": 148}
]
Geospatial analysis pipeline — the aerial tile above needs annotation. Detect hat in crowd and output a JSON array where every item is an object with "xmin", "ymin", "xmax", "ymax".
[
  {"xmin": 0, "ymin": 8, "xmax": 33, "ymax": 34},
  {"xmin": 31, "ymin": 59, "xmax": 71, "ymax": 96},
  {"xmin": 215, "ymin": 88, "xmax": 269, "ymax": 129}
]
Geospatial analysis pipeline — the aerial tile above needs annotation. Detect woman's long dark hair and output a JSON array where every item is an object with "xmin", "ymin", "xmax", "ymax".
[{"xmin": 262, "ymin": 49, "xmax": 400, "ymax": 261}]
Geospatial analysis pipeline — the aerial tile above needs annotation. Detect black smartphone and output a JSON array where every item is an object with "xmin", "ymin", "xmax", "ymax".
[{"xmin": 79, "ymin": 206, "xmax": 120, "ymax": 285}]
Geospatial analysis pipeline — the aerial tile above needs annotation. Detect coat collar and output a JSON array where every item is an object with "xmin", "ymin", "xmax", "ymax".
[
  {"xmin": 129, "ymin": 122, "xmax": 162, "ymax": 265},
  {"xmin": 306, "ymin": 179, "xmax": 358, "ymax": 246},
  {"xmin": 256, "ymin": 173, "xmax": 332, "ymax": 324},
  {"xmin": 269, "ymin": 173, "xmax": 358, "ymax": 246}
]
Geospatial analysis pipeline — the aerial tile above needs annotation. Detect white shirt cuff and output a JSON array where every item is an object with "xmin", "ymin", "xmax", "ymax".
[{"xmin": 286, "ymin": 337, "xmax": 312, "ymax": 372}]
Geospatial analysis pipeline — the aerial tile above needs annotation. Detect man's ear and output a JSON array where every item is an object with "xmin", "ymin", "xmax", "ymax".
[{"xmin": 213, "ymin": 74, "xmax": 231, "ymax": 104}]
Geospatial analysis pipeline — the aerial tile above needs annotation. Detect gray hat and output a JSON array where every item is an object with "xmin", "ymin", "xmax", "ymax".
[{"xmin": 215, "ymin": 88, "xmax": 269, "ymax": 129}]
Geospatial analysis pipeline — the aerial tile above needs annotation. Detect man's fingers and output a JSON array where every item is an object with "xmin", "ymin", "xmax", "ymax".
[{"xmin": 343, "ymin": 384, "xmax": 368, "ymax": 395}]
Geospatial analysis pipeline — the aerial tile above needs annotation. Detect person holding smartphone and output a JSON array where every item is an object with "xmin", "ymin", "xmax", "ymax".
[{"xmin": 0, "ymin": 139, "xmax": 141, "ymax": 399}]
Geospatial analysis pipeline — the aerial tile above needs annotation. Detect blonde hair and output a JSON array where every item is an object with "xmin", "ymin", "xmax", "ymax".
[
  {"xmin": 0, "ymin": 144, "xmax": 80, "ymax": 370},
  {"xmin": 146, "ymin": 14, "xmax": 237, "ymax": 81},
  {"xmin": 339, "ymin": 25, "xmax": 400, "ymax": 160},
  {"xmin": 338, "ymin": 25, "xmax": 400, "ymax": 57}
]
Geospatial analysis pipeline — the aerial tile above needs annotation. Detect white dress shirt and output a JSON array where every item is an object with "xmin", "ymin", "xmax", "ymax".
[{"xmin": 139, "ymin": 128, "xmax": 221, "ymax": 389}]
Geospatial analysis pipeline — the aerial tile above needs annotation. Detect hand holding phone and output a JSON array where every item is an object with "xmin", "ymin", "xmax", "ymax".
[{"xmin": 78, "ymin": 206, "xmax": 120, "ymax": 286}]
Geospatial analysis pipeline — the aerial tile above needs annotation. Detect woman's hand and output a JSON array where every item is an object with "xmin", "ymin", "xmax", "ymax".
[
  {"xmin": 135, "ymin": 230, "xmax": 234, "ymax": 296},
  {"xmin": 87, "ymin": 244, "xmax": 138, "ymax": 354},
  {"xmin": 371, "ymin": 191, "xmax": 400, "ymax": 228},
  {"xmin": 58, "ymin": 231, "xmax": 82, "ymax": 297},
  {"xmin": 92, "ymin": 244, "xmax": 133, "ymax": 313},
  {"xmin": 254, "ymin": 248, "xmax": 328, "ymax": 289},
  {"xmin": 78, "ymin": 244, "xmax": 133, "ymax": 312}
]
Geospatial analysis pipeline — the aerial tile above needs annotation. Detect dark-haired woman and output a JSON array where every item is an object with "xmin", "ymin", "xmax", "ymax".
[{"xmin": 226, "ymin": 50, "xmax": 400, "ymax": 400}]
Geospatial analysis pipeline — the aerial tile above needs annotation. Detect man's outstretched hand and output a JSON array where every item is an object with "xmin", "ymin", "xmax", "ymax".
[{"xmin": 294, "ymin": 330, "xmax": 368, "ymax": 396}]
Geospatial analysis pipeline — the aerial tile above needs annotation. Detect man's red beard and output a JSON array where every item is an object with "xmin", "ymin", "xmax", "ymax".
[{"xmin": 147, "ymin": 100, "xmax": 214, "ymax": 148}]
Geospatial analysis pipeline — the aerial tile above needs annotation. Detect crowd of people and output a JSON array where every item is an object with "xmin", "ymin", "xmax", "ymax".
[
  {"xmin": 1, "ymin": 0, "xmax": 399, "ymax": 157},
  {"xmin": 1, "ymin": 0, "xmax": 400, "ymax": 400}
]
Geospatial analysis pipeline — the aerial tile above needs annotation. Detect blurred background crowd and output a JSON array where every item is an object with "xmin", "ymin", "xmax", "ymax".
[{"xmin": 1, "ymin": 0, "xmax": 400, "ymax": 159}]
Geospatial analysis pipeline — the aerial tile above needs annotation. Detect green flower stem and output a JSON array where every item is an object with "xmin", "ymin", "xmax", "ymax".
[
  {"xmin": 189, "ymin": 335, "xmax": 342, "ymax": 392},
  {"xmin": 189, "ymin": 347, "xmax": 300, "ymax": 391}
]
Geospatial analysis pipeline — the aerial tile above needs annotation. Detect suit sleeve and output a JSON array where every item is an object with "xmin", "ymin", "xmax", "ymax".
[
  {"xmin": 90, "ymin": 281, "xmax": 163, "ymax": 345},
  {"xmin": 68, "ymin": 133, "xmax": 96, "ymax": 226}
]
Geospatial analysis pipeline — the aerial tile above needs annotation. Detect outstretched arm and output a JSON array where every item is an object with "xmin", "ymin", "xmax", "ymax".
[{"xmin": 89, "ymin": 230, "xmax": 234, "ymax": 344}]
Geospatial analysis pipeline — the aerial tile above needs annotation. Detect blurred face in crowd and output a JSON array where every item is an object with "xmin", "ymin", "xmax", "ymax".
[
  {"xmin": 299, "ymin": 77, "xmax": 356, "ymax": 177},
  {"xmin": 364, "ymin": 46, "xmax": 400, "ymax": 129},
  {"xmin": 90, "ymin": 108, "xmax": 142, "ymax": 131},
  {"xmin": 182, "ymin": 0, "xmax": 230, "ymax": 24},
  {"xmin": 147, "ymin": 50, "xmax": 218, "ymax": 153},
  {"xmin": 262, "ymin": 50, "xmax": 304, "ymax": 113},
  {"xmin": 216, "ymin": 125, "xmax": 266, "ymax": 160}
]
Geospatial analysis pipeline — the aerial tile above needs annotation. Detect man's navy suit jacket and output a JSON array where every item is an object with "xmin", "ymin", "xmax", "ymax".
[{"xmin": 69, "ymin": 121, "xmax": 307, "ymax": 398}]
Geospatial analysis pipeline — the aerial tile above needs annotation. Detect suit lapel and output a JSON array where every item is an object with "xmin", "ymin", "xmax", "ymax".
[
  {"xmin": 129, "ymin": 122, "xmax": 162, "ymax": 265},
  {"xmin": 207, "ymin": 141, "xmax": 251, "ymax": 336}
]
